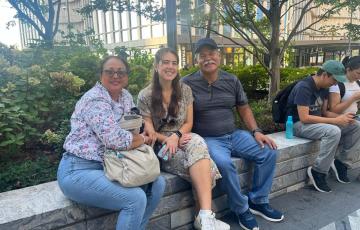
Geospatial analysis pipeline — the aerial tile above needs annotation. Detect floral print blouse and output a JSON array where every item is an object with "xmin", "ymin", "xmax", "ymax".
[{"xmin": 63, "ymin": 82, "xmax": 135, "ymax": 162}]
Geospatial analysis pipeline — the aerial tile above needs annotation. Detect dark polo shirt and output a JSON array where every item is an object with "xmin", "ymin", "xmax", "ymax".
[{"xmin": 182, "ymin": 70, "xmax": 248, "ymax": 137}]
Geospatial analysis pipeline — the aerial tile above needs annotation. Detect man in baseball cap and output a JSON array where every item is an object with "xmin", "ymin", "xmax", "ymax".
[
  {"xmin": 183, "ymin": 38, "xmax": 284, "ymax": 230},
  {"xmin": 286, "ymin": 59, "xmax": 360, "ymax": 194}
]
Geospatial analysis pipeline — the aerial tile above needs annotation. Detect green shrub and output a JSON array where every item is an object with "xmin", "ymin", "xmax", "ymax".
[
  {"xmin": 0, "ymin": 63, "xmax": 84, "ymax": 154},
  {"xmin": 0, "ymin": 154, "xmax": 58, "ymax": 192},
  {"xmin": 280, "ymin": 67, "xmax": 318, "ymax": 89},
  {"xmin": 128, "ymin": 65, "xmax": 151, "ymax": 99},
  {"xmin": 68, "ymin": 54, "xmax": 100, "ymax": 91}
]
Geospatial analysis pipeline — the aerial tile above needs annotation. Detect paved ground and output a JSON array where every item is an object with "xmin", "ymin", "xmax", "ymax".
[{"xmin": 221, "ymin": 168, "xmax": 360, "ymax": 230}]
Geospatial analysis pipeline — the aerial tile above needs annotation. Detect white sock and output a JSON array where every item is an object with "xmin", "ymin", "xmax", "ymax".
[{"xmin": 198, "ymin": 209, "xmax": 213, "ymax": 219}]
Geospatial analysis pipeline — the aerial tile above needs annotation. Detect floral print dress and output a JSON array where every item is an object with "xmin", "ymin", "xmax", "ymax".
[{"xmin": 137, "ymin": 83, "xmax": 221, "ymax": 191}]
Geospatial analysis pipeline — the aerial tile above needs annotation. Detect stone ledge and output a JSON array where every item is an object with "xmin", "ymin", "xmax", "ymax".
[{"xmin": 0, "ymin": 132, "xmax": 320, "ymax": 230}]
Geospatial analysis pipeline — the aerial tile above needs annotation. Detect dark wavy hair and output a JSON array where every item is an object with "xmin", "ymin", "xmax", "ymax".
[
  {"xmin": 151, "ymin": 48, "xmax": 181, "ymax": 119},
  {"xmin": 99, "ymin": 55, "xmax": 130, "ymax": 76},
  {"xmin": 342, "ymin": 56, "xmax": 360, "ymax": 71}
]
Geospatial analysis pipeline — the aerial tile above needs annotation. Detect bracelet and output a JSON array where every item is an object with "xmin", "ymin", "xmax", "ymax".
[
  {"xmin": 140, "ymin": 134, "xmax": 146, "ymax": 144},
  {"xmin": 174, "ymin": 130, "xmax": 182, "ymax": 138}
]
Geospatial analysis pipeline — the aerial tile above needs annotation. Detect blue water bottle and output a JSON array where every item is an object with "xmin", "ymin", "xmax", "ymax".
[{"xmin": 286, "ymin": 116, "xmax": 293, "ymax": 139}]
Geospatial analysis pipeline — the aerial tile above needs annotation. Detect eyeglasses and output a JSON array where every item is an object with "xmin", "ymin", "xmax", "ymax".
[
  {"xmin": 103, "ymin": 69, "xmax": 128, "ymax": 78},
  {"xmin": 160, "ymin": 60, "xmax": 178, "ymax": 66}
]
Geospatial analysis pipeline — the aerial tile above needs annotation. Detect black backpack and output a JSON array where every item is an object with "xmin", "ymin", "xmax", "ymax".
[
  {"xmin": 272, "ymin": 81, "xmax": 300, "ymax": 124},
  {"xmin": 338, "ymin": 80, "xmax": 360, "ymax": 98}
]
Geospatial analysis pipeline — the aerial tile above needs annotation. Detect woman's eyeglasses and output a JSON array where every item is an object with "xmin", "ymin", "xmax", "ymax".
[{"xmin": 103, "ymin": 69, "xmax": 128, "ymax": 78}]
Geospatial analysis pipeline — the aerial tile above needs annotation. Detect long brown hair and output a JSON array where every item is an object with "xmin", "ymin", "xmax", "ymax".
[{"xmin": 151, "ymin": 47, "xmax": 182, "ymax": 119}]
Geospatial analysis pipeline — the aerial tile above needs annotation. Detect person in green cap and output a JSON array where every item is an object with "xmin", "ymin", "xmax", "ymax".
[{"xmin": 286, "ymin": 60, "xmax": 360, "ymax": 193}]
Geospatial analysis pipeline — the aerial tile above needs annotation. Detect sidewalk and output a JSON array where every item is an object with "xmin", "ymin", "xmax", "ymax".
[{"xmin": 221, "ymin": 168, "xmax": 360, "ymax": 230}]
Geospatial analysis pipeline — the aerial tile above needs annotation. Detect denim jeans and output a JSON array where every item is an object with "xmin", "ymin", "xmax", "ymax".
[
  {"xmin": 204, "ymin": 129, "xmax": 278, "ymax": 215},
  {"xmin": 294, "ymin": 120, "xmax": 360, "ymax": 174},
  {"xmin": 57, "ymin": 152, "xmax": 166, "ymax": 230}
]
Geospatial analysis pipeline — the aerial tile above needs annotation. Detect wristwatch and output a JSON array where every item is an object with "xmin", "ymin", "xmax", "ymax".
[
  {"xmin": 251, "ymin": 128, "xmax": 263, "ymax": 137},
  {"xmin": 174, "ymin": 130, "xmax": 183, "ymax": 138}
]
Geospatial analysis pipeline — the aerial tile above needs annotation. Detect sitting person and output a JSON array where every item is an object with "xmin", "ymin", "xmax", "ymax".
[
  {"xmin": 286, "ymin": 60, "xmax": 360, "ymax": 192},
  {"xmin": 57, "ymin": 56, "xmax": 165, "ymax": 230},
  {"xmin": 328, "ymin": 56, "xmax": 360, "ymax": 118},
  {"xmin": 182, "ymin": 38, "xmax": 283, "ymax": 230},
  {"xmin": 137, "ymin": 47, "xmax": 229, "ymax": 230}
]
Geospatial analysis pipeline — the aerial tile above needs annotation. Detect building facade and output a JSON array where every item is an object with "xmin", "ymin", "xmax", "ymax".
[{"xmin": 19, "ymin": 0, "xmax": 360, "ymax": 67}]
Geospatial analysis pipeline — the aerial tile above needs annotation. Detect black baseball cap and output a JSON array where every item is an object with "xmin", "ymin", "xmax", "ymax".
[{"xmin": 194, "ymin": 38, "xmax": 218, "ymax": 53}]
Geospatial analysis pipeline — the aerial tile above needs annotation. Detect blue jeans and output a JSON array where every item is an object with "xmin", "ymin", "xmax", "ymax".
[
  {"xmin": 204, "ymin": 130, "xmax": 277, "ymax": 214},
  {"xmin": 57, "ymin": 153, "xmax": 166, "ymax": 230}
]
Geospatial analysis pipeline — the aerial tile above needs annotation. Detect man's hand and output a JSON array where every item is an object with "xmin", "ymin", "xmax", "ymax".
[{"xmin": 254, "ymin": 132, "xmax": 277, "ymax": 150}]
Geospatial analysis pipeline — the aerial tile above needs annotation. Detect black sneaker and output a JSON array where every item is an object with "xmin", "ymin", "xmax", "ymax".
[
  {"xmin": 237, "ymin": 209, "xmax": 259, "ymax": 230},
  {"xmin": 307, "ymin": 167, "xmax": 331, "ymax": 193},
  {"xmin": 331, "ymin": 159, "xmax": 350, "ymax": 183},
  {"xmin": 249, "ymin": 200, "xmax": 284, "ymax": 222}
]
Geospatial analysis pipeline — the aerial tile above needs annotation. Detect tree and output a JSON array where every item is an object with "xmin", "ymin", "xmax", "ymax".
[
  {"xmin": 202, "ymin": 0, "xmax": 358, "ymax": 98},
  {"xmin": 344, "ymin": 1, "xmax": 360, "ymax": 51},
  {"xmin": 8, "ymin": 0, "xmax": 62, "ymax": 47}
]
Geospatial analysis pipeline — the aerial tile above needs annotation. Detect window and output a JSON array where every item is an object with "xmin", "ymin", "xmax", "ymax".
[
  {"xmin": 121, "ymin": 12, "xmax": 129, "ymax": 29},
  {"xmin": 122, "ymin": 30, "xmax": 129, "ymax": 41},
  {"xmin": 132, "ymin": 29, "xmax": 139, "ymax": 40},
  {"xmin": 142, "ymin": 26, "xmax": 151, "ymax": 39},
  {"xmin": 106, "ymin": 11, "xmax": 112, "ymax": 32},
  {"xmin": 115, "ymin": 32, "xmax": 120, "ymax": 43},
  {"xmin": 113, "ymin": 12, "xmax": 120, "ymax": 31},
  {"xmin": 152, "ymin": 24, "xmax": 164, "ymax": 37},
  {"xmin": 98, "ymin": 11, "xmax": 104, "ymax": 33},
  {"xmin": 131, "ymin": 12, "xmax": 138, "ymax": 27}
]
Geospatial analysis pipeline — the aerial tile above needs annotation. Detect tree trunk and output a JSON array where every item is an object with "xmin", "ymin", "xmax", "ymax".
[
  {"xmin": 269, "ymin": 54, "xmax": 281, "ymax": 100},
  {"xmin": 268, "ymin": 0, "xmax": 281, "ymax": 100},
  {"xmin": 205, "ymin": 3, "xmax": 215, "ymax": 38},
  {"xmin": 188, "ymin": 23, "xmax": 194, "ymax": 66}
]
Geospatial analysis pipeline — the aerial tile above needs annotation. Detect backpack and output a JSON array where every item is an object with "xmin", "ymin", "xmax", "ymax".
[
  {"xmin": 272, "ymin": 81, "xmax": 300, "ymax": 124},
  {"xmin": 338, "ymin": 80, "xmax": 360, "ymax": 98}
]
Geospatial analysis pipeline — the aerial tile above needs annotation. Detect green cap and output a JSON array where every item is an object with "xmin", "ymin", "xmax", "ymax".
[{"xmin": 321, "ymin": 60, "xmax": 347, "ymax": 83}]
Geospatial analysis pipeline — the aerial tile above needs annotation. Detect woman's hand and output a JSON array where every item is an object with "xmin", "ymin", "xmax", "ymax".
[
  {"xmin": 163, "ymin": 134, "xmax": 179, "ymax": 157},
  {"xmin": 352, "ymin": 92, "xmax": 360, "ymax": 102},
  {"xmin": 144, "ymin": 130, "xmax": 157, "ymax": 147},
  {"xmin": 179, "ymin": 133, "xmax": 192, "ymax": 148},
  {"xmin": 336, "ymin": 113, "xmax": 355, "ymax": 126}
]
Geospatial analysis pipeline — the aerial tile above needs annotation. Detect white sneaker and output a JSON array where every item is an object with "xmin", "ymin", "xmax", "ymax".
[{"xmin": 194, "ymin": 212, "xmax": 230, "ymax": 230}]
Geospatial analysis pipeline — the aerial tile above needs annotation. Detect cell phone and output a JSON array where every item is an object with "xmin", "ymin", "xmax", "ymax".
[
  {"xmin": 157, "ymin": 144, "xmax": 169, "ymax": 161},
  {"xmin": 353, "ymin": 114, "xmax": 360, "ymax": 119}
]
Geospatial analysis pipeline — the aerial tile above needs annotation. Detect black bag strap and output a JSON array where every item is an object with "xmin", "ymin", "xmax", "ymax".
[
  {"xmin": 338, "ymin": 82, "xmax": 345, "ymax": 98},
  {"xmin": 357, "ymin": 80, "xmax": 360, "ymax": 87}
]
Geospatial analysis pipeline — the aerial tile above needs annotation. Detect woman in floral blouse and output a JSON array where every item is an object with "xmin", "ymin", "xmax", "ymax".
[
  {"xmin": 57, "ymin": 56, "xmax": 165, "ymax": 230},
  {"xmin": 137, "ymin": 48, "xmax": 229, "ymax": 230}
]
